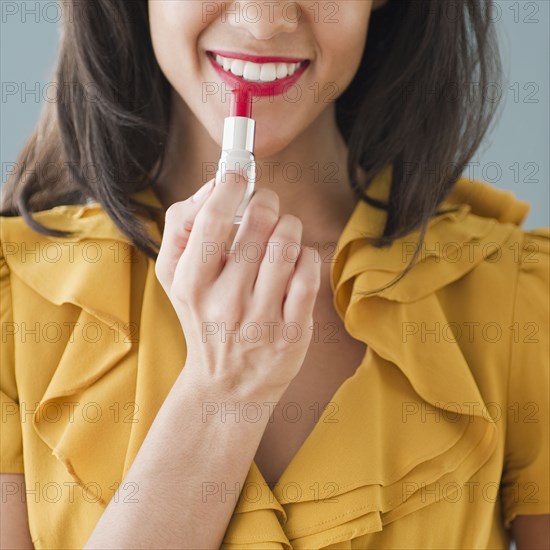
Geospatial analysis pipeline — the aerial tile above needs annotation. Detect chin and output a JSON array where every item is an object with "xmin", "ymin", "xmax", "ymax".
[{"xmin": 252, "ymin": 133, "xmax": 297, "ymax": 160}]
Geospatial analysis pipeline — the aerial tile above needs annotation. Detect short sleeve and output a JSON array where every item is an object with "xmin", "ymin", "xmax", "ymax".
[
  {"xmin": 500, "ymin": 228, "xmax": 550, "ymax": 529},
  {"xmin": 0, "ymin": 236, "xmax": 24, "ymax": 473}
]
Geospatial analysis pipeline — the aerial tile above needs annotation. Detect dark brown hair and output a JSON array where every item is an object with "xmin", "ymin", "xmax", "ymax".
[{"xmin": 1, "ymin": 0, "xmax": 503, "ymax": 283}]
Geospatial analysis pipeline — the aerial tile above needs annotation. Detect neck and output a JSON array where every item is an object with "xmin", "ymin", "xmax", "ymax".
[{"xmin": 152, "ymin": 90, "xmax": 359, "ymax": 246}]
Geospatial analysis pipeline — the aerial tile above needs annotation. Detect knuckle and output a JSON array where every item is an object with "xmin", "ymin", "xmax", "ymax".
[
  {"xmin": 254, "ymin": 188, "xmax": 280, "ymax": 214},
  {"xmin": 201, "ymin": 202, "xmax": 226, "ymax": 220},
  {"xmin": 164, "ymin": 202, "xmax": 183, "ymax": 225},
  {"xmin": 294, "ymin": 276, "xmax": 319, "ymax": 298},
  {"xmin": 277, "ymin": 241, "xmax": 301, "ymax": 265},
  {"xmin": 195, "ymin": 208, "xmax": 226, "ymax": 239},
  {"xmin": 206, "ymin": 302, "xmax": 230, "ymax": 321},
  {"xmin": 247, "ymin": 202, "xmax": 278, "ymax": 234},
  {"xmin": 274, "ymin": 252, "xmax": 295, "ymax": 269}
]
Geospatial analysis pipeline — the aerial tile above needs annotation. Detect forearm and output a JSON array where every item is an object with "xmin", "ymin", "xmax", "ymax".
[{"xmin": 84, "ymin": 366, "xmax": 283, "ymax": 549}]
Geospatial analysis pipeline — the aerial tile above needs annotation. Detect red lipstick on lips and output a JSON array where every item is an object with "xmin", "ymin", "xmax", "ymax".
[
  {"xmin": 207, "ymin": 51, "xmax": 310, "ymax": 98},
  {"xmin": 211, "ymin": 50, "xmax": 306, "ymax": 64}
]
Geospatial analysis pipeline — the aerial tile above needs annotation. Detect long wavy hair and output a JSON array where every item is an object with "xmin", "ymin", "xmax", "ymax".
[{"xmin": 1, "ymin": 0, "xmax": 503, "ymax": 287}]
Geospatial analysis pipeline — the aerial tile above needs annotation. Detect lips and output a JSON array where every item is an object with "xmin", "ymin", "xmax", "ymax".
[
  {"xmin": 210, "ymin": 50, "xmax": 307, "ymax": 64},
  {"xmin": 206, "ymin": 50, "xmax": 310, "ymax": 97}
]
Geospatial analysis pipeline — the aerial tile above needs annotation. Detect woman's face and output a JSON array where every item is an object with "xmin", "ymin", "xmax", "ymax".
[{"xmin": 148, "ymin": 1, "xmax": 380, "ymax": 158}]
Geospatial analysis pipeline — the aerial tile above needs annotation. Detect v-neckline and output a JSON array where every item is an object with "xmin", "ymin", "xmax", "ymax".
[{"xmin": 251, "ymin": 343, "xmax": 370, "ymax": 497}]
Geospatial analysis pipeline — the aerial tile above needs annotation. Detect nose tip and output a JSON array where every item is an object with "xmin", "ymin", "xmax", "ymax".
[{"xmin": 226, "ymin": 1, "xmax": 299, "ymax": 40}]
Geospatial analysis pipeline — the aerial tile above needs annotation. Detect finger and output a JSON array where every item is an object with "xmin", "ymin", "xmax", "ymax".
[
  {"xmin": 177, "ymin": 170, "xmax": 249, "ymax": 288},
  {"xmin": 252, "ymin": 214, "xmax": 303, "ymax": 316},
  {"xmin": 283, "ymin": 246, "xmax": 321, "ymax": 325},
  {"xmin": 219, "ymin": 188, "xmax": 280, "ymax": 296},
  {"xmin": 155, "ymin": 178, "xmax": 215, "ymax": 292}
]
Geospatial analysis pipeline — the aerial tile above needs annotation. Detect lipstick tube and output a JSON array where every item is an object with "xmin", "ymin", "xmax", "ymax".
[{"xmin": 216, "ymin": 89, "xmax": 256, "ymax": 225}]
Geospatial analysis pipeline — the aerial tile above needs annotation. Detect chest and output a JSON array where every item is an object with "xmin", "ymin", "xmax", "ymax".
[{"xmin": 253, "ymin": 283, "xmax": 367, "ymax": 490}]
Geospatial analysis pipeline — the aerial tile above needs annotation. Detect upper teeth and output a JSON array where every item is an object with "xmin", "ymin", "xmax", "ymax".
[{"xmin": 214, "ymin": 54, "xmax": 303, "ymax": 82}]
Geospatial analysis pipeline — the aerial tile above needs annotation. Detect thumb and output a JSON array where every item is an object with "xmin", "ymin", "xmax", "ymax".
[{"xmin": 156, "ymin": 178, "xmax": 216, "ymax": 292}]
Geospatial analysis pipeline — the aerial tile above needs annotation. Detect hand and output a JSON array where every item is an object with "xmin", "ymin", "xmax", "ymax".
[{"xmin": 155, "ymin": 172, "xmax": 321, "ymax": 399}]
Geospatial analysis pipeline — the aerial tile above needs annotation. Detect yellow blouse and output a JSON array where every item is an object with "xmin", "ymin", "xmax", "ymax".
[{"xmin": 1, "ymin": 165, "xmax": 549, "ymax": 549}]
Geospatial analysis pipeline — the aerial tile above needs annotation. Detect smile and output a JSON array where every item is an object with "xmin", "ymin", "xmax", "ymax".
[
  {"xmin": 210, "ymin": 52, "xmax": 306, "ymax": 82},
  {"xmin": 207, "ymin": 50, "xmax": 310, "ymax": 97}
]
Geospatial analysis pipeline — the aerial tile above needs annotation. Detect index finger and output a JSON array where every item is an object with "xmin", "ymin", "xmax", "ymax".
[{"xmin": 176, "ymin": 170, "xmax": 249, "ymax": 289}]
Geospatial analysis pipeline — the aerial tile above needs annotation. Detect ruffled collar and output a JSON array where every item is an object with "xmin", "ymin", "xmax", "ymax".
[
  {"xmin": 330, "ymin": 164, "xmax": 530, "ymax": 302},
  {"xmin": 0, "ymin": 166, "xmax": 531, "ymax": 548}
]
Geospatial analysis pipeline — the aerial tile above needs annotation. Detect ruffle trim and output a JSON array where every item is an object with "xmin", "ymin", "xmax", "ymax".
[{"xmin": 0, "ymin": 168, "xmax": 531, "ymax": 548}]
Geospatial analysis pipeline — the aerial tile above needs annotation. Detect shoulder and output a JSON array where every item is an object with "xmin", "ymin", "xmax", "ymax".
[
  {"xmin": 435, "ymin": 176, "xmax": 549, "ymax": 300},
  {"xmin": 440, "ymin": 174, "xmax": 548, "ymax": 264},
  {"xmin": 513, "ymin": 227, "xmax": 549, "ymax": 281},
  {"xmin": 398, "ymin": 176, "xmax": 548, "ymax": 301},
  {"xmin": 0, "ymin": 200, "xmax": 142, "ymax": 270},
  {"xmin": 422, "ymin": 178, "xmax": 550, "ymax": 339},
  {"xmin": 0, "ymin": 201, "xmax": 127, "ymax": 247},
  {"xmin": 0, "ymin": 204, "xmax": 142, "ymax": 325}
]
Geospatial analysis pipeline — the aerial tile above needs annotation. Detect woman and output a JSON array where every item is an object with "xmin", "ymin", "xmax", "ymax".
[{"xmin": 1, "ymin": 0, "xmax": 548, "ymax": 548}]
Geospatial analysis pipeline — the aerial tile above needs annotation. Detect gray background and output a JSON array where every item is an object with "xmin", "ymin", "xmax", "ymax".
[{"xmin": 1, "ymin": 0, "xmax": 549, "ymax": 230}]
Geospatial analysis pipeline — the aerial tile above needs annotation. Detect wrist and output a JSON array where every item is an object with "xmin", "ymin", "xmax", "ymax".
[{"xmin": 176, "ymin": 362, "xmax": 288, "ymax": 405}]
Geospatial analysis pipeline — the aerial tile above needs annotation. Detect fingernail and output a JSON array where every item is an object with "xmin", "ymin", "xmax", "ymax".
[{"xmin": 192, "ymin": 179, "xmax": 215, "ymax": 202}]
